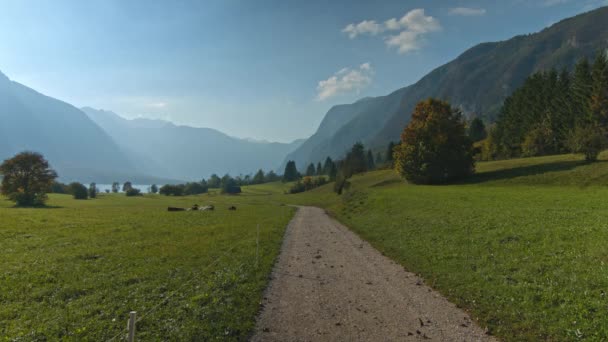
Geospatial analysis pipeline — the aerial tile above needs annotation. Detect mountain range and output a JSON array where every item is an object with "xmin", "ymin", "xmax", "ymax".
[
  {"xmin": 1, "ymin": 7, "xmax": 607, "ymax": 181},
  {"xmin": 0, "ymin": 71, "xmax": 303, "ymax": 183},
  {"xmin": 283, "ymin": 6, "xmax": 608, "ymax": 170}
]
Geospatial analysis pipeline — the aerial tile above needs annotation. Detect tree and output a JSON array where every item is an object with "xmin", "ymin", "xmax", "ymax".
[
  {"xmin": 329, "ymin": 161, "xmax": 338, "ymax": 181},
  {"xmin": 122, "ymin": 181, "xmax": 133, "ymax": 192},
  {"xmin": 50, "ymin": 181, "xmax": 69, "ymax": 194},
  {"xmin": 252, "ymin": 169, "xmax": 265, "ymax": 184},
  {"xmin": 316, "ymin": 162, "xmax": 323, "ymax": 176},
  {"xmin": 322, "ymin": 157, "xmax": 332, "ymax": 175},
  {"xmin": 0, "ymin": 152, "xmax": 57, "ymax": 206},
  {"xmin": 394, "ymin": 99, "xmax": 475, "ymax": 184},
  {"xmin": 375, "ymin": 152, "xmax": 383, "ymax": 166},
  {"xmin": 207, "ymin": 174, "xmax": 221, "ymax": 188},
  {"xmin": 265, "ymin": 170, "xmax": 280, "ymax": 182},
  {"xmin": 591, "ymin": 52, "xmax": 608, "ymax": 127},
  {"xmin": 366, "ymin": 149, "xmax": 375, "ymax": 170},
  {"xmin": 69, "ymin": 182, "xmax": 88, "ymax": 200},
  {"xmin": 220, "ymin": 174, "xmax": 242, "ymax": 194},
  {"xmin": 345, "ymin": 142, "xmax": 367, "ymax": 175},
  {"xmin": 111, "ymin": 182, "xmax": 120, "ymax": 193},
  {"xmin": 283, "ymin": 161, "xmax": 299, "ymax": 182},
  {"xmin": 385, "ymin": 142, "xmax": 395, "ymax": 165},
  {"xmin": 88, "ymin": 182, "xmax": 97, "ymax": 199},
  {"xmin": 306, "ymin": 163, "xmax": 316, "ymax": 177},
  {"xmin": 150, "ymin": 184, "xmax": 158, "ymax": 194},
  {"xmin": 468, "ymin": 118, "xmax": 487, "ymax": 142},
  {"xmin": 333, "ymin": 163, "xmax": 350, "ymax": 195},
  {"xmin": 566, "ymin": 124, "xmax": 606, "ymax": 162},
  {"xmin": 183, "ymin": 182, "xmax": 208, "ymax": 195}
]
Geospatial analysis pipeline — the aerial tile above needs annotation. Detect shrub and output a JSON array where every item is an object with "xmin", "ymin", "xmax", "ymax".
[
  {"xmin": 125, "ymin": 188, "xmax": 142, "ymax": 197},
  {"xmin": 566, "ymin": 124, "xmax": 607, "ymax": 162},
  {"xmin": 159, "ymin": 184, "xmax": 185, "ymax": 196},
  {"xmin": 183, "ymin": 182, "xmax": 208, "ymax": 195},
  {"xmin": 69, "ymin": 182, "xmax": 88, "ymax": 200}
]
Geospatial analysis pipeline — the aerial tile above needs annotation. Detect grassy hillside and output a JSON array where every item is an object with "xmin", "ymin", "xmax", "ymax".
[
  {"xmin": 0, "ymin": 191, "xmax": 293, "ymax": 340},
  {"xmin": 281, "ymin": 153, "xmax": 608, "ymax": 341}
]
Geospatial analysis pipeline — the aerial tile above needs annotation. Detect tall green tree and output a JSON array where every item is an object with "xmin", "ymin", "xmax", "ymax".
[
  {"xmin": 88, "ymin": 182, "xmax": 97, "ymax": 199},
  {"xmin": 366, "ymin": 149, "xmax": 375, "ymax": 170},
  {"xmin": 207, "ymin": 174, "xmax": 221, "ymax": 188},
  {"xmin": 282, "ymin": 161, "xmax": 299, "ymax": 182},
  {"xmin": 572, "ymin": 58, "xmax": 593, "ymax": 124},
  {"xmin": 111, "ymin": 182, "xmax": 120, "ymax": 193},
  {"xmin": 122, "ymin": 181, "xmax": 133, "ymax": 192},
  {"xmin": 150, "ymin": 184, "xmax": 158, "ymax": 194},
  {"xmin": 394, "ymin": 99, "xmax": 474, "ymax": 184},
  {"xmin": 345, "ymin": 142, "xmax": 367, "ymax": 175},
  {"xmin": 468, "ymin": 118, "xmax": 487, "ymax": 142},
  {"xmin": 306, "ymin": 163, "xmax": 316, "ymax": 177},
  {"xmin": 385, "ymin": 142, "xmax": 395, "ymax": 164},
  {"xmin": 252, "ymin": 169, "xmax": 265, "ymax": 184},
  {"xmin": 322, "ymin": 157, "xmax": 333, "ymax": 175},
  {"xmin": 0, "ymin": 152, "xmax": 57, "ymax": 206},
  {"xmin": 316, "ymin": 162, "xmax": 323, "ymax": 176},
  {"xmin": 591, "ymin": 52, "xmax": 608, "ymax": 127}
]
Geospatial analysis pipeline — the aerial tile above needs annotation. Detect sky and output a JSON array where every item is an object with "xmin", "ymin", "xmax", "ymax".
[{"xmin": 0, "ymin": 0, "xmax": 607, "ymax": 142}]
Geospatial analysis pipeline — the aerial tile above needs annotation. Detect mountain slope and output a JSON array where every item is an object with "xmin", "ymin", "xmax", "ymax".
[
  {"xmin": 83, "ymin": 107, "xmax": 304, "ymax": 180},
  {"xmin": 0, "ymin": 71, "xmax": 151, "ymax": 183},
  {"xmin": 287, "ymin": 6, "xmax": 608, "ymax": 168}
]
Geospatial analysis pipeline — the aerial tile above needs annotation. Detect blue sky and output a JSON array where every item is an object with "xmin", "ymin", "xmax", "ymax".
[{"xmin": 0, "ymin": 0, "xmax": 607, "ymax": 142}]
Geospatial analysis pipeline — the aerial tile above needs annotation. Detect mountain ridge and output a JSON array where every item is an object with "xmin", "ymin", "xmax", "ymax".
[{"xmin": 285, "ymin": 6, "xmax": 608, "ymax": 169}]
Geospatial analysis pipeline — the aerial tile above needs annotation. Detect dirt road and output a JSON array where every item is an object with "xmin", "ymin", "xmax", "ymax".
[{"xmin": 251, "ymin": 206, "xmax": 497, "ymax": 341}]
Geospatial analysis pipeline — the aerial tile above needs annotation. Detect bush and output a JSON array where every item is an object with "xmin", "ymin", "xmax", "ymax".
[
  {"xmin": 69, "ymin": 182, "xmax": 88, "ymax": 200},
  {"xmin": 159, "ymin": 184, "xmax": 185, "ymax": 196},
  {"xmin": 394, "ymin": 99, "xmax": 474, "ymax": 184},
  {"xmin": 566, "ymin": 124, "xmax": 607, "ymax": 162},
  {"xmin": 183, "ymin": 182, "xmax": 208, "ymax": 195},
  {"xmin": 125, "ymin": 188, "xmax": 142, "ymax": 197},
  {"xmin": 50, "ymin": 181, "xmax": 69, "ymax": 194},
  {"xmin": 289, "ymin": 176, "xmax": 327, "ymax": 194}
]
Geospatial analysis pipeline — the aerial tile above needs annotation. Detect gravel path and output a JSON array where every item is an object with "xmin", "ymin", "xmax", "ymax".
[{"xmin": 251, "ymin": 206, "xmax": 497, "ymax": 342}]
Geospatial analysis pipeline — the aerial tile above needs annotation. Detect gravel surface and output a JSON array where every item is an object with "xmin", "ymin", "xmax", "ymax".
[{"xmin": 251, "ymin": 206, "xmax": 498, "ymax": 342}]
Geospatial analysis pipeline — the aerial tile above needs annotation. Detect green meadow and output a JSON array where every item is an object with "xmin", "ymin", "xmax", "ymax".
[
  {"xmin": 287, "ymin": 153, "xmax": 608, "ymax": 341},
  {"xmin": 0, "ymin": 191, "xmax": 293, "ymax": 340},
  {"xmin": 3, "ymin": 153, "xmax": 608, "ymax": 340}
]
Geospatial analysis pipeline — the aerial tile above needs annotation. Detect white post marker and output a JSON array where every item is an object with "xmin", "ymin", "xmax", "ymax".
[{"xmin": 127, "ymin": 311, "xmax": 136, "ymax": 342}]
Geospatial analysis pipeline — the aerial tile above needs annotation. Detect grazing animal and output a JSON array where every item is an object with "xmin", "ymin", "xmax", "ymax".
[
  {"xmin": 168, "ymin": 207, "xmax": 186, "ymax": 212},
  {"xmin": 200, "ymin": 205, "xmax": 215, "ymax": 211},
  {"xmin": 228, "ymin": 206, "xmax": 237, "ymax": 211}
]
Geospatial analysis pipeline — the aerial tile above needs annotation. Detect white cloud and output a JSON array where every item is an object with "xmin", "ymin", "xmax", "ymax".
[
  {"xmin": 448, "ymin": 7, "xmax": 487, "ymax": 16},
  {"xmin": 342, "ymin": 20, "xmax": 383, "ymax": 39},
  {"xmin": 342, "ymin": 9, "xmax": 441, "ymax": 54},
  {"xmin": 316, "ymin": 63, "xmax": 374, "ymax": 101},
  {"xmin": 385, "ymin": 31, "xmax": 424, "ymax": 54}
]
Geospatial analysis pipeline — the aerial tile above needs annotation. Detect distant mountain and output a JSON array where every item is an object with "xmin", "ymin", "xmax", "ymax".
[
  {"xmin": 82, "ymin": 107, "xmax": 304, "ymax": 180},
  {"xmin": 285, "ymin": 6, "xmax": 608, "ymax": 169},
  {"xmin": 0, "ymin": 70, "xmax": 175, "ymax": 184}
]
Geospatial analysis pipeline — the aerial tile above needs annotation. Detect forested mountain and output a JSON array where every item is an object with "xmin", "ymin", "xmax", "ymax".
[
  {"xmin": 83, "ymin": 107, "xmax": 304, "ymax": 180},
  {"xmin": 0, "ymin": 70, "xmax": 166, "ymax": 183},
  {"xmin": 285, "ymin": 6, "xmax": 608, "ymax": 169}
]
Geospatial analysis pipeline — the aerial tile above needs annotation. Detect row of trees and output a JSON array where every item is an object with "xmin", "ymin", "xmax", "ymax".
[{"xmin": 488, "ymin": 52, "xmax": 608, "ymax": 161}]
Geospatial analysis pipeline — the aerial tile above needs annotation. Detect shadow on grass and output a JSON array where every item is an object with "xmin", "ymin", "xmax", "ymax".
[
  {"xmin": 461, "ymin": 159, "xmax": 593, "ymax": 185},
  {"xmin": 10, "ymin": 204, "xmax": 63, "ymax": 209}
]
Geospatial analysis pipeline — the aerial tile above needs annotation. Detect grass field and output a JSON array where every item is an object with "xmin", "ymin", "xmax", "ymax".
[
  {"xmin": 0, "ymin": 190, "xmax": 294, "ymax": 340},
  {"xmin": 4, "ymin": 152, "xmax": 608, "ymax": 341},
  {"xmin": 283, "ymin": 153, "xmax": 608, "ymax": 341}
]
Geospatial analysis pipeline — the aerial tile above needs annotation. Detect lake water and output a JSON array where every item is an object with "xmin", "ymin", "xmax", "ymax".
[{"xmin": 95, "ymin": 184, "xmax": 154, "ymax": 193}]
